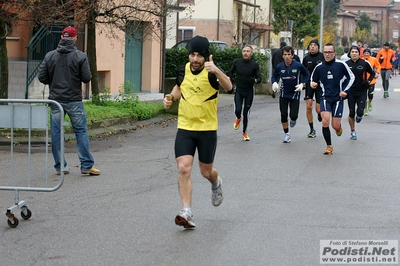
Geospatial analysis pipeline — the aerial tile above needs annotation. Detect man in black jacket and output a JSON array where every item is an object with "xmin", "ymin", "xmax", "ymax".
[
  {"xmin": 345, "ymin": 46, "xmax": 375, "ymax": 140},
  {"xmin": 229, "ymin": 45, "xmax": 261, "ymax": 141},
  {"xmin": 302, "ymin": 39, "xmax": 324, "ymax": 138},
  {"xmin": 38, "ymin": 26, "xmax": 100, "ymax": 176}
]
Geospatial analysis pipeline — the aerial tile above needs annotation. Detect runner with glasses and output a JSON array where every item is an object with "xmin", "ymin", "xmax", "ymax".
[{"xmin": 310, "ymin": 43, "xmax": 355, "ymax": 154}]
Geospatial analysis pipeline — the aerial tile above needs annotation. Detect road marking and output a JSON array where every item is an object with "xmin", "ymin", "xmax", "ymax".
[{"xmin": 374, "ymin": 88, "xmax": 400, "ymax": 92}]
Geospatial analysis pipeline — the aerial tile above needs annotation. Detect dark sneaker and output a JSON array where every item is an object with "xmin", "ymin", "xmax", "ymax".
[
  {"xmin": 212, "ymin": 176, "xmax": 223, "ymax": 206},
  {"xmin": 356, "ymin": 116, "xmax": 362, "ymax": 123},
  {"xmin": 175, "ymin": 210, "xmax": 195, "ymax": 229},
  {"xmin": 289, "ymin": 120, "xmax": 296, "ymax": 128},
  {"xmin": 81, "ymin": 166, "xmax": 101, "ymax": 175},
  {"xmin": 307, "ymin": 129, "xmax": 316, "ymax": 138}
]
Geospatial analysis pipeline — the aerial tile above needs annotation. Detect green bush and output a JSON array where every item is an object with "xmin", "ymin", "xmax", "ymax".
[{"xmin": 336, "ymin": 46, "xmax": 344, "ymax": 57}]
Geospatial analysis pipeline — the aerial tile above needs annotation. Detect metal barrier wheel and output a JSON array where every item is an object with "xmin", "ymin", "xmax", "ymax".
[
  {"xmin": 21, "ymin": 207, "xmax": 32, "ymax": 220},
  {"xmin": 7, "ymin": 216, "xmax": 19, "ymax": 228}
]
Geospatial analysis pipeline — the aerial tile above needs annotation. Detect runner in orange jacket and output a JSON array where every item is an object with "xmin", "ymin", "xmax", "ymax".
[
  {"xmin": 363, "ymin": 49, "xmax": 381, "ymax": 115},
  {"xmin": 376, "ymin": 42, "xmax": 396, "ymax": 98}
]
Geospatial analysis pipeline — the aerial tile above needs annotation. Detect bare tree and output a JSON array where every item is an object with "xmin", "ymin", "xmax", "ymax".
[
  {"xmin": 0, "ymin": 0, "xmax": 183, "ymax": 103},
  {"xmin": 0, "ymin": 0, "xmax": 24, "ymax": 99}
]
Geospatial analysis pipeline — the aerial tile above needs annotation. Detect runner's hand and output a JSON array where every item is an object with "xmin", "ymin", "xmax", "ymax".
[
  {"xmin": 294, "ymin": 83, "xmax": 304, "ymax": 92},
  {"xmin": 163, "ymin": 95, "xmax": 172, "ymax": 109},
  {"xmin": 272, "ymin": 82, "xmax": 279, "ymax": 92},
  {"xmin": 311, "ymin": 82, "xmax": 318, "ymax": 89}
]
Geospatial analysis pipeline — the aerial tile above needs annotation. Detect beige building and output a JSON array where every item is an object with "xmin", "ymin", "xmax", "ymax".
[
  {"xmin": 7, "ymin": 4, "xmax": 163, "ymax": 99},
  {"xmin": 169, "ymin": 0, "xmax": 273, "ymax": 50},
  {"xmin": 7, "ymin": 0, "xmax": 274, "ymax": 99}
]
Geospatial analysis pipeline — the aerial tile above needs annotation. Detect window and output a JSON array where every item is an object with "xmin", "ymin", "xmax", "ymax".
[
  {"xmin": 177, "ymin": 28, "xmax": 194, "ymax": 42},
  {"xmin": 250, "ymin": 31, "xmax": 259, "ymax": 45},
  {"xmin": 242, "ymin": 29, "xmax": 260, "ymax": 46},
  {"xmin": 179, "ymin": 0, "xmax": 194, "ymax": 4}
]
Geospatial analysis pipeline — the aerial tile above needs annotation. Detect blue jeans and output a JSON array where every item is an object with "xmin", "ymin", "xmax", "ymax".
[{"xmin": 50, "ymin": 101, "xmax": 94, "ymax": 172}]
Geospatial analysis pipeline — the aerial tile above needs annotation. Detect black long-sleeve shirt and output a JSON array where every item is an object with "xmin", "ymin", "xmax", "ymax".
[
  {"xmin": 228, "ymin": 58, "xmax": 261, "ymax": 89},
  {"xmin": 302, "ymin": 52, "xmax": 325, "ymax": 77},
  {"xmin": 345, "ymin": 58, "xmax": 375, "ymax": 96}
]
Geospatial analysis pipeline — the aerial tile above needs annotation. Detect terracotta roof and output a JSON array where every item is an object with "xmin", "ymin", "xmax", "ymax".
[
  {"xmin": 337, "ymin": 11, "xmax": 358, "ymax": 17},
  {"xmin": 243, "ymin": 22, "xmax": 274, "ymax": 31}
]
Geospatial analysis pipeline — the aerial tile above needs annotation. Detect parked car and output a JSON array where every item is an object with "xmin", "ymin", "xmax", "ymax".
[{"xmin": 171, "ymin": 39, "xmax": 228, "ymax": 50}]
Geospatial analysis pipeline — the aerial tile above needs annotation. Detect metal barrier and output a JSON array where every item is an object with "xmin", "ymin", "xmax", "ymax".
[{"xmin": 0, "ymin": 99, "xmax": 67, "ymax": 228}]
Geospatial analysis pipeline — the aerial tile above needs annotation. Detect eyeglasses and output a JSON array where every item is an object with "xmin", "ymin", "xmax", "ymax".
[{"xmin": 323, "ymin": 51, "xmax": 335, "ymax": 54}]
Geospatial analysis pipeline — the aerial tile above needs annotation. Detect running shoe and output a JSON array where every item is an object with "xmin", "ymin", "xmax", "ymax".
[
  {"xmin": 335, "ymin": 126, "xmax": 343, "ymax": 137},
  {"xmin": 318, "ymin": 113, "xmax": 322, "ymax": 122},
  {"xmin": 350, "ymin": 131, "xmax": 357, "ymax": 140},
  {"xmin": 242, "ymin": 132, "xmax": 250, "ymax": 141},
  {"xmin": 233, "ymin": 118, "xmax": 241, "ymax": 130},
  {"xmin": 368, "ymin": 102, "xmax": 373, "ymax": 112},
  {"xmin": 283, "ymin": 133, "xmax": 291, "ymax": 143},
  {"xmin": 356, "ymin": 116, "xmax": 362, "ymax": 123},
  {"xmin": 323, "ymin": 145, "xmax": 333, "ymax": 155},
  {"xmin": 290, "ymin": 120, "xmax": 296, "ymax": 128},
  {"xmin": 307, "ymin": 129, "xmax": 316, "ymax": 138},
  {"xmin": 384, "ymin": 92, "xmax": 389, "ymax": 98},
  {"xmin": 364, "ymin": 108, "xmax": 368, "ymax": 116},
  {"xmin": 175, "ymin": 209, "xmax": 195, "ymax": 229},
  {"xmin": 212, "ymin": 176, "xmax": 223, "ymax": 206}
]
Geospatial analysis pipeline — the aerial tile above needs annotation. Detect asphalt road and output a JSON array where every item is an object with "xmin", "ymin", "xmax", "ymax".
[{"xmin": 1, "ymin": 78, "xmax": 400, "ymax": 266}]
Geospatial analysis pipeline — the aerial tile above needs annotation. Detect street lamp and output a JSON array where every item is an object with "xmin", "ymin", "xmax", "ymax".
[
  {"xmin": 319, "ymin": 0, "xmax": 324, "ymax": 47},
  {"xmin": 387, "ymin": 3, "xmax": 394, "ymax": 42},
  {"xmin": 160, "ymin": 4, "xmax": 185, "ymax": 93},
  {"xmin": 288, "ymin": 19, "xmax": 294, "ymax": 46}
]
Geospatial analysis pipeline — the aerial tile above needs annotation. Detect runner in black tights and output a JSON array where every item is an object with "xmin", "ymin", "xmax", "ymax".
[{"xmin": 228, "ymin": 45, "xmax": 261, "ymax": 141}]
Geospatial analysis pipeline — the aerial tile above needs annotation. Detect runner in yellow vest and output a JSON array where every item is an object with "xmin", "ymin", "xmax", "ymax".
[{"xmin": 163, "ymin": 36, "xmax": 233, "ymax": 229}]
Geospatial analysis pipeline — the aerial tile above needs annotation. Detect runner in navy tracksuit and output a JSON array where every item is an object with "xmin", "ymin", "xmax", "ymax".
[
  {"xmin": 311, "ymin": 43, "xmax": 355, "ymax": 155},
  {"xmin": 271, "ymin": 46, "xmax": 309, "ymax": 143},
  {"xmin": 345, "ymin": 46, "xmax": 375, "ymax": 140},
  {"xmin": 229, "ymin": 45, "xmax": 261, "ymax": 141}
]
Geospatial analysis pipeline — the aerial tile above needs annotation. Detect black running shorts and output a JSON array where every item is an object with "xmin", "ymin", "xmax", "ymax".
[{"xmin": 174, "ymin": 129, "xmax": 217, "ymax": 164}]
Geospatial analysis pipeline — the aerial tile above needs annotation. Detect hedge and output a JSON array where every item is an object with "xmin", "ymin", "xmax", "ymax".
[{"xmin": 165, "ymin": 45, "xmax": 270, "ymax": 83}]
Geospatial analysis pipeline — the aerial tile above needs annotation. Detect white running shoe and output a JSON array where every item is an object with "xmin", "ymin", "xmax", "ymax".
[
  {"xmin": 175, "ymin": 209, "xmax": 195, "ymax": 229},
  {"xmin": 283, "ymin": 133, "xmax": 291, "ymax": 143}
]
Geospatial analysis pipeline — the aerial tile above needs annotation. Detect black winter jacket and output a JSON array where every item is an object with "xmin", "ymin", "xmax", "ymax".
[{"xmin": 38, "ymin": 39, "xmax": 92, "ymax": 102}]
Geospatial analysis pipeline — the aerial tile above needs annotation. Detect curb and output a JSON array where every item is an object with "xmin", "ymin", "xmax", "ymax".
[
  {"xmin": 0, "ymin": 113, "xmax": 177, "ymax": 145},
  {"xmin": 0, "ymin": 94, "xmax": 236, "ymax": 145}
]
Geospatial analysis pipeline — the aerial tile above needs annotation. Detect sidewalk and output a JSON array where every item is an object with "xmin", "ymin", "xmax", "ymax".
[{"xmin": 0, "ymin": 92, "xmax": 235, "ymax": 144}]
